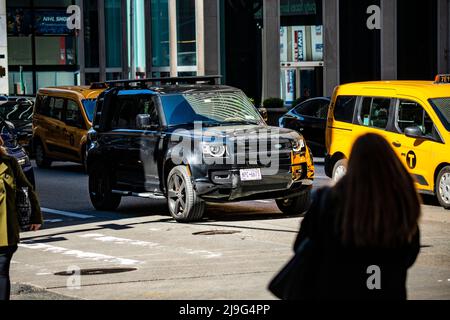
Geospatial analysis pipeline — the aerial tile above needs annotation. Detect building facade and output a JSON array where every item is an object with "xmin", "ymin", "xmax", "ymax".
[{"xmin": 1, "ymin": 0, "xmax": 449, "ymax": 106}]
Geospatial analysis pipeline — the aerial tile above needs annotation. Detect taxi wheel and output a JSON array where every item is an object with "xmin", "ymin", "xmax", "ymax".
[
  {"xmin": 35, "ymin": 142, "xmax": 52, "ymax": 168},
  {"xmin": 89, "ymin": 164, "xmax": 121, "ymax": 211},
  {"xmin": 332, "ymin": 159, "xmax": 348, "ymax": 183},
  {"xmin": 276, "ymin": 191, "xmax": 311, "ymax": 215},
  {"xmin": 167, "ymin": 166, "xmax": 205, "ymax": 223},
  {"xmin": 436, "ymin": 166, "xmax": 450, "ymax": 210}
]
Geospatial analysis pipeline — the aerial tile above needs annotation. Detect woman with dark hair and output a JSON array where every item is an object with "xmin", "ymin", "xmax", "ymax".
[
  {"xmin": 0, "ymin": 136, "xmax": 42, "ymax": 300},
  {"xmin": 293, "ymin": 133, "xmax": 421, "ymax": 300}
]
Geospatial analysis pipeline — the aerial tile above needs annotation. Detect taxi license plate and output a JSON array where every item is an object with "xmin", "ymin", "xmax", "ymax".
[{"xmin": 240, "ymin": 169, "xmax": 262, "ymax": 182}]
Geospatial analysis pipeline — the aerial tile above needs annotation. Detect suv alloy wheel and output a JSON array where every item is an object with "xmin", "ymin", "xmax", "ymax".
[
  {"xmin": 89, "ymin": 163, "xmax": 121, "ymax": 211},
  {"xmin": 167, "ymin": 166, "xmax": 205, "ymax": 222}
]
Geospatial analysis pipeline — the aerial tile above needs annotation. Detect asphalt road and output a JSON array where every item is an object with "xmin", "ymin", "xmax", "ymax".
[{"xmin": 9, "ymin": 160, "xmax": 450, "ymax": 300}]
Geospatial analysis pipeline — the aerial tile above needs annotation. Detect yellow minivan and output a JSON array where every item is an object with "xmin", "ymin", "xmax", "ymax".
[
  {"xmin": 325, "ymin": 77, "xmax": 450, "ymax": 209},
  {"xmin": 33, "ymin": 84, "xmax": 107, "ymax": 170}
]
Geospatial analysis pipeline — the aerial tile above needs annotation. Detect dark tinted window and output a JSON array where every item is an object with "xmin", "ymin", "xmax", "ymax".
[
  {"xmin": 35, "ymin": 95, "xmax": 50, "ymax": 116},
  {"xmin": 111, "ymin": 95, "xmax": 158, "ymax": 130},
  {"xmin": 359, "ymin": 97, "xmax": 392, "ymax": 129},
  {"xmin": 397, "ymin": 100, "xmax": 434, "ymax": 136},
  {"xmin": 293, "ymin": 100, "xmax": 329, "ymax": 119},
  {"xmin": 334, "ymin": 96, "xmax": 357, "ymax": 123},
  {"xmin": 66, "ymin": 100, "xmax": 83, "ymax": 129},
  {"xmin": 48, "ymin": 97, "xmax": 65, "ymax": 121}
]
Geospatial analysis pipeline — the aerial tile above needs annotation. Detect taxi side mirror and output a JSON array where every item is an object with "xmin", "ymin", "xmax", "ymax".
[
  {"xmin": 136, "ymin": 114, "xmax": 159, "ymax": 130},
  {"xmin": 405, "ymin": 126, "xmax": 424, "ymax": 139}
]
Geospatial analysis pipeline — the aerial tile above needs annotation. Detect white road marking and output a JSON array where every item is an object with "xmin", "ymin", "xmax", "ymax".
[
  {"xmin": 19, "ymin": 242, "xmax": 142, "ymax": 266},
  {"xmin": 44, "ymin": 219, "xmax": 64, "ymax": 224},
  {"xmin": 80, "ymin": 233, "xmax": 222, "ymax": 259},
  {"xmin": 41, "ymin": 208, "xmax": 95, "ymax": 219}
]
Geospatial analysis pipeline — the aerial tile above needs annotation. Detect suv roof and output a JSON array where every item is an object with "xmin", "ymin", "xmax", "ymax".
[{"xmin": 116, "ymin": 84, "xmax": 237, "ymax": 95}]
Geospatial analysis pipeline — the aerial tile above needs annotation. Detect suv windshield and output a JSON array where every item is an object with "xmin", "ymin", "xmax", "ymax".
[
  {"xmin": 82, "ymin": 99, "xmax": 96, "ymax": 122},
  {"xmin": 429, "ymin": 98, "xmax": 450, "ymax": 131},
  {"xmin": 160, "ymin": 91, "xmax": 263, "ymax": 127}
]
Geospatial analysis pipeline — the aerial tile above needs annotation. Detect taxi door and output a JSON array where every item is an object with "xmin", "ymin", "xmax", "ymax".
[
  {"xmin": 63, "ymin": 99, "xmax": 86, "ymax": 162},
  {"xmin": 388, "ymin": 98, "xmax": 436, "ymax": 192},
  {"xmin": 43, "ymin": 96, "xmax": 66, "ymax": 158}
]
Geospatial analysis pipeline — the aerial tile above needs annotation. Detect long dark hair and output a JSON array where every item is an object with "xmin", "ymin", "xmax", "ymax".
[{"xmin": 336, "ymin": 133, "xmax": 421, "ymax": 248}]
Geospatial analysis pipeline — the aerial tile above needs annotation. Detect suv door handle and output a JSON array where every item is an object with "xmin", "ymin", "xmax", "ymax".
[{"xmin": 392, "ymin": 141, "xmax": 402, "ymax": 148}]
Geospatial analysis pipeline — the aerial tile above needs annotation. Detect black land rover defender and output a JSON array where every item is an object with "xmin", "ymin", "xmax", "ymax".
[{"xmin": 87, "ymin": 77, "xmax": 314, "ymax": 222}]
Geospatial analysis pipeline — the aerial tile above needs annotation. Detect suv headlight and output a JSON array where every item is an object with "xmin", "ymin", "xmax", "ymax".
[
  {"xmin": 202, "ymin": 143, "xmax": 227, "ymax": 158},
  {"xmin": 292, "ymin": 139, "xmax": 306, "ymax": 152}
]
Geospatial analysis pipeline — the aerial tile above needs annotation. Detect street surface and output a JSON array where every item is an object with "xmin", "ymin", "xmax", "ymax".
[{"xmin": 10, "ymin": 160, "xmax": 450, "ymax": 300}]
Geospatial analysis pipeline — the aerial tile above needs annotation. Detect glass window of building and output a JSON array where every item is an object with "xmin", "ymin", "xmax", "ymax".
[
  {"xmin": 151, "ymin": 0, "xmax": 170, "ymax": 68},
  {"xmin": 84, "ymin": 0, "xmax": 100, "ymax": 69},
  {"xmin": 280, "ymin": 0, "xmax": 323, "ymax": 104},
  {"xmin": 106, "ymin": 0, "xmax": 123, "ymax": 69},
  {"xmin": 176, "ymin": 0, "xmax": 196, "ymax": 67}
]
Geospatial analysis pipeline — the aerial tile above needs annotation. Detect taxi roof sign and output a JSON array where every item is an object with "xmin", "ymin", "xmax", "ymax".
[{"xmin": 434, "ymin": 74, "xmax": 450, "ymax": 84}]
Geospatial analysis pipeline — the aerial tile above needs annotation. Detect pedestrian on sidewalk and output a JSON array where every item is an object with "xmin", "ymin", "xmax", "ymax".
[
  {"xmin": 0, "ymin": 137, "xmax": 42, "ymax": 301},
  {"xmin": 270, "ymin": 133, "xmax": 421, "ymax": 300}
]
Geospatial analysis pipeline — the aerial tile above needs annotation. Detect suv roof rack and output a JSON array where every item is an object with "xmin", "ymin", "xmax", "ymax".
[{"xmin": 105, "ymin": 75, "xmax": 222, "ymax": 88}]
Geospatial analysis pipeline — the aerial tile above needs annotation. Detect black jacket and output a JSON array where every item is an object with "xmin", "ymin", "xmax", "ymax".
[{"xmin": 294, "ymin": 187, "xmax": 421, "ymax": 301}]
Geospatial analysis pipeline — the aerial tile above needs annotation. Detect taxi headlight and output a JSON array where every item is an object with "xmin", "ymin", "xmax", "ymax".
[
  {"xmin": 202, "ymin": 143, "xmax": 227, "ymax": 158},
  {"xmin": 292, "ymin": 139, "xmax": 305, "ymax": 152}
]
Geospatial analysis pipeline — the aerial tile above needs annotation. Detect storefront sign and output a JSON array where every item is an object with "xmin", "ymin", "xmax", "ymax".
[
  {"xmin": 35, "ymin": 10, "xmax": 72, "ymax": 35},
  {"xmin": 281, "ymin": 0, "xmax": 317, "ymax": 16}
]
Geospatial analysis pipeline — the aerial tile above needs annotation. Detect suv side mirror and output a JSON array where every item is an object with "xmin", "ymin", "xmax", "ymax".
[
  {"xmin": 258, "ymin": 108, "xmax": 268, "ymax": 122},
  {"xmin": 136, "ymin": 114, "xmax": 157, "ymax": 130},
  {"xmin": 405, "ymin": 126, "xmax": 424, "ymax": 139}
]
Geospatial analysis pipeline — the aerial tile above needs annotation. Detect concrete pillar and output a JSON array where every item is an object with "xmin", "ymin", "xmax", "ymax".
[
  {"xmin": 262, "ymin": 0, "xmax": 281, "ymax": 100},
  {"xmin": 203, "ymin": 0, "xmax": 220, "ymax": 77},
  {"xmin": 437, "ymin": 0, "xmax": 449, "ymax": 73},
  {"xmin": 381, "ymin": 0, "xmax": 397, "ymax": 80},
  {"xmin": 76, "ymin": 0, "xmax": 85, "ymax": 85},
  {"xmin": 168, "ymin": 0, "xmax": 178, "ymax": 77},
  {"xmin": 195, "ymin": 0, "xmax": 205, "ymax": 76},
  {"xmin": 323, "ymin": 0, "xmax": 340, "ymax": 96},
  {"xmin": 0, "ymin": 0, "xmax": 9, "ymax": 94},
  {"xmin": 98, "ymin": 0, "xmax": 106, "ymax": 82}
]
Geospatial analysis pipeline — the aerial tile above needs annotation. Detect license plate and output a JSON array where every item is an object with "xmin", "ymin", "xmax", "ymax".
[{"xmin": 240, "ymin": 169, "xmax": 262, "ymax": 181}]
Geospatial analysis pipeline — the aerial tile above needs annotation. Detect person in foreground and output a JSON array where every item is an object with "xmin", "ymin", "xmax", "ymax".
[
  {"xmin": 294, "ymin": 133, "xmax": 421, "ymax": 300},
  {"xmin": 0, "ymin": 137, "xmax": 42, "ymax": 301}
]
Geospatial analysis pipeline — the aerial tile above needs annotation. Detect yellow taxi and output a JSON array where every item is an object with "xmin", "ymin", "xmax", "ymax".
[
  {"xmin": 325, "ymin": 76, "xmax": 450, "ymax": 209},
  {"xmin": 32, "ymin": 84, "xmax": 107, "ymax": 170}
]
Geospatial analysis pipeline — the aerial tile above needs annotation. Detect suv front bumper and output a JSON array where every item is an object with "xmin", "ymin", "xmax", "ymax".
[{"xmin": 193, "ymin": 169, "xmax": 313, "ymax": 202}]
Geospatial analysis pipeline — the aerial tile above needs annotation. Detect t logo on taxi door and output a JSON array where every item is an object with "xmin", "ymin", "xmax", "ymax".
[{"xmin": 406, "ymin": 151, "xmax": 417, "ymax": 169}]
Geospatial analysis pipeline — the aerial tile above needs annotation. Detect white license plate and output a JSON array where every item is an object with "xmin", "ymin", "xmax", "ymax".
[{"xmin": 240, "ymin": 169, "xmax": 262, "ymax": 182}]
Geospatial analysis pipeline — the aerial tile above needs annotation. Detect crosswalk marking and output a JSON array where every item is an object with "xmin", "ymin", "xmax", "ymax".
[
  {"xmin": 19, "ymin": 242, "xmax": 142, "ymax": 266},
  {"xmin": 42, "ymin": 208, "xmax": 95, "ymax": 219}
]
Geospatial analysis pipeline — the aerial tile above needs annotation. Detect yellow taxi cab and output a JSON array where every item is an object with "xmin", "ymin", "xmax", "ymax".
[
  {"xmin": 32, "ymin": 83, "xmax": 107, "ymax": 170},
  {"xmin": 325, "ymin": 76, "xmax": 450, "ymax": 209}
]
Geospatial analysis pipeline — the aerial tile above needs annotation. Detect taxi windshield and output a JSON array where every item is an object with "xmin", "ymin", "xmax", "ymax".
[
  {"xmin": 429, "ymin": 98, "xmax": 450, "ymax": 131},
  {"xmin": 82, "ymin": 99, "xmax": 96, "ymax": 122}
]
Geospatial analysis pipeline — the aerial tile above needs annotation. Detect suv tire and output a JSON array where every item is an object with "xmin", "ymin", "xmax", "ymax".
[
  {"xmin": 89, "ymin": 164, "xmax": 121, "ymax": 211},
  {"xmin": 436, "ymin": 166, "xmax": 450, "ymax": 210},
  {"xmin": 167, "ymin": 166, "xmax": 205, "ymax": 222},
  {"xmin": 35, "ymin": 141, "xmax": 52, "ymax": 168},
  {"xmin": 276, "ymin": 191, "xmax": 311, "ymax": 215}
]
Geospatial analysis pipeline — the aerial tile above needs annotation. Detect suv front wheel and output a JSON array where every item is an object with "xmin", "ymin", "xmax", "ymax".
[
  {"xmin": 167, "ymin": 166, "xmax": 205, "ymax": 222},
  {"xmin": 276, "ymin": 191, "xmax": 311, "ymax": 215},
  {"xmin": 89, "ymin": 164, "xmax": 121, "ymax": 211}
]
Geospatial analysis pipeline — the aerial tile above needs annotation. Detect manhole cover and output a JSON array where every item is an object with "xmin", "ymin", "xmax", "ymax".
[
  {"xmin": 54, "ymin": 268, "xmax": 137, "ymax": 276},
  {"xmin": 193, "ymin": 230, "xmax": 241, "ymax": 236}
]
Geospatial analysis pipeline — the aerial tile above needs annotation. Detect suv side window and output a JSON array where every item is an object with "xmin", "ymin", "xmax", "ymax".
[
  {"xmin": 293, "ymin": 100, "xmax": 329, "ymax": 119},
  {"xmin": 111, "ymin": 95, "xmax": 159, "ymax": 130},
  {"xmin": 359, "ymin": 97, "xmax": 392, "ymax": 129},
  {"xmin": 397, "ymin": 99, "xmax": 435, "ymax": 137},
  {"xmin": 334, "ymin": 96, "xmax": 357, "ymax": 123},
  {"xmin": 49, "ymin": 97, "xmax": 65, "ymax": 121},
  {"xmin": 66, "ymin": 99, "xmax": 84, "ymax": 129}
]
